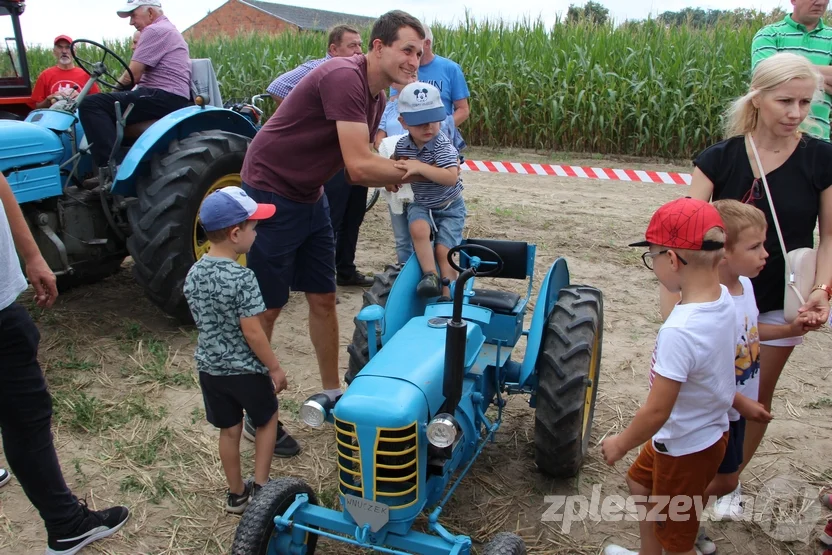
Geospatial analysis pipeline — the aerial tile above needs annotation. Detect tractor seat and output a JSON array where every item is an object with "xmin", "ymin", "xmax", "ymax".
[
  {"xmin": 468, "ymin": 289, "xmax": 521, "ymax": 314},
  {"xmin": 124, "ymin": 119, "xmax": 159, "ymax": 139}
]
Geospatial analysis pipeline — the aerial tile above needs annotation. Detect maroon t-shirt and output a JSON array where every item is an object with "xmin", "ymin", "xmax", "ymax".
[{"xmin": 241, "ymin": 55, "xmax": 386, "ymax": 203}]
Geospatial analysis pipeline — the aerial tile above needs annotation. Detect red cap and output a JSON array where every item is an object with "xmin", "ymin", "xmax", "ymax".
[
  {"xmin": 54, "ymin": 35, "xmax": 72, "ymax": 45},
  {"xmin": 629, "ymin": 197, "xmax": 725, "ymax": 251}
]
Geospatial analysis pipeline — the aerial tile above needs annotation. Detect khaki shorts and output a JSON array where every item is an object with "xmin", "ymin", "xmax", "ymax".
[{"xmin": 627, "ymin": 433, "xmax": 728, "ymax": 553}]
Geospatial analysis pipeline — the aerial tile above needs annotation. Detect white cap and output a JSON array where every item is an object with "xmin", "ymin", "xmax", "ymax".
[
  {"xmin": 397, "ymin": 82, "xmax": 446, "ymax": 126},
  {"xmin": 117, "ymin": 0, "xmax": 162, "ymax": 18}
]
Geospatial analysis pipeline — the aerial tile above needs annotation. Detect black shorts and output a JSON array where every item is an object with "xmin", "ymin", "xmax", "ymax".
[
  {"xmin": 242, "ymin": 182, "xmax": 336, "ymax": 309},
  {"xmin": 198, "ymin": 372, "xmax": 278, "ymax": 429},
  {"xmin": 717, "ymin": 417, "xmax": 746, "ymax": 474}
]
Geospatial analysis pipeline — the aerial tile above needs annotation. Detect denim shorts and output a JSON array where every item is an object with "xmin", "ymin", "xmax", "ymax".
[{"xmin": 407, "ymin": 195, "xmax": 466, "ymax": 249}]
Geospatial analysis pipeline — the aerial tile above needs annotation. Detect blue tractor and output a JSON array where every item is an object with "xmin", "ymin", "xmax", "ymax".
[
  {"xmin": 1, "ymin": 1, "xmax": 262, "ymax": 322},
  {"xmin": 231, "ymin": 240, "xmax": 603, "ymax": 554}
]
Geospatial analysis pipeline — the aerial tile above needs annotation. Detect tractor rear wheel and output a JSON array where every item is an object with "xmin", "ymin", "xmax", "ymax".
[
  {"xmin": 126, "ymin": 130, "xmax": 250, "ymax": 324},
  {"xmin": 230, "ymin": 477, "xmax": 319, "ymax": 555},
  {"xmin": 481, "ymin": 532, "xmax": 526, "ymax": 555},
  {"xmin": 345, "ymin": 262, "xmax": 401, "ymax": 384},
  {"xmin": 366, "ymin": 188, "xmax": 380, "ymax": 212},
  {"xmin": 534, "ymin": 285, "xmax": 603, "ymax": 478}
]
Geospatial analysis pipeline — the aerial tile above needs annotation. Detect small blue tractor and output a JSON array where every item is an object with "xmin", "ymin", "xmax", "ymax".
[
  {"xmin": 231, "ymin": 239, "xmax": 604, "ymax": 554},
  {"xmin": 1, "ymin": 0, "xmax": 266, "ymax": 322}
]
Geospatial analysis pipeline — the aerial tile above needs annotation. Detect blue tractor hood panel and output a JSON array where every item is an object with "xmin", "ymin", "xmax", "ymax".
[
  {"xmin": 349, "ymin": 316, "xmax": 485, "ymax": 418},
  {"xmin": 334, "ymin": 377, "xmax": 429, "ymax": 431},
  {"xmin": 0, "ymin": 121, "xmax": 64, "ymax": 172}
]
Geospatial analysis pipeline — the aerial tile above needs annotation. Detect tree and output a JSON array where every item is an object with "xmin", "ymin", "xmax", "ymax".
[{"xmin": 566, "ymin": 1, "xmax": 610, "ymax": 25}]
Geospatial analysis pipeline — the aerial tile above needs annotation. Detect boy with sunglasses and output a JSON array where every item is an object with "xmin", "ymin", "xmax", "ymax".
[{"xmin": 601, "ymin": 197, "xmax": 736, "ymax": 555}]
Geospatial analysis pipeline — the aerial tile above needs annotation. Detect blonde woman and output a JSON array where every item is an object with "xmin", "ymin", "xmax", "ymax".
[{"xmin": 660, "ymin": 52, "xmax": 832, "ymax": 529}]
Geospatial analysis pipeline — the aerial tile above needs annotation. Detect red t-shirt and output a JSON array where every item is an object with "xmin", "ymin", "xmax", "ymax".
[
  {"xmin": 241, "ymin": 55, "xmax": 386, "ymax": 203},
  {"xmin": 31, "ymin": 66, "xmax": 100, "ymax": 106}
]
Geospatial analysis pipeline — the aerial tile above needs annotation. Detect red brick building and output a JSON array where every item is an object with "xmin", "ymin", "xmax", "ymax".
[{"xmin": 182, "ymin": 0, "xmax": 377, "ymax": 40}]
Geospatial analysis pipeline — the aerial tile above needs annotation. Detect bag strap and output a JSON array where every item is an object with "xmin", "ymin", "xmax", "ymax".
[{"xmin": 746, "ymin": 133, "xmax": 795, "ymax": 284}]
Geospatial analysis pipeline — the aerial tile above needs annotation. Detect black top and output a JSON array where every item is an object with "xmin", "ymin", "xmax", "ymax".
[{"xmin": 693, "ymin": 135, "xmax": 832, "ymax": 314}]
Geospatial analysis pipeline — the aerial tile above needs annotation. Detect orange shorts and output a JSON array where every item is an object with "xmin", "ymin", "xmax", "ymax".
[{"xmin": 627, "ymin": 433, "xmax": 728, "ymax": 553}]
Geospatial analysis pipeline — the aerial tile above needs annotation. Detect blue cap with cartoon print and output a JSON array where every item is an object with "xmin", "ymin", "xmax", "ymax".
[{"xmin": 398, "ymin": 81, "xmax": 446, "ymax": 126}]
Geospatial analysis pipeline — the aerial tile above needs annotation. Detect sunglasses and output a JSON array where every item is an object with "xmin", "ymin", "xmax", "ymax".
[{"xmin": 741, "ymin": 178, "xmax": 763, "ymax": 205}]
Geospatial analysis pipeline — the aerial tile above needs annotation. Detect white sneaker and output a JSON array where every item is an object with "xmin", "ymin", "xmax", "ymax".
[
  {"xmin": 603, "ymin": 546, "xmax": 638, "ymax": 555},
  {"xmin": 0, "ymin": 468, "xmax": 10, "ymax": 487},
  {"xmin": 711, "ymin": 482, "xmax": 743, "ymax": 521},
  {"xmin": 695, "ymin": 525, "xmax": 717, "ymax": 554}
]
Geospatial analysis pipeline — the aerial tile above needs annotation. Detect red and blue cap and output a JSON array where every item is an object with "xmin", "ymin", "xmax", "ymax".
[
  {"xmin": 198, "ymin": 186, "xmax": 275, "ymax": 232},
  {"xmin": 629, "ymin": 197, "xmax": 725, "ymax": 251}
]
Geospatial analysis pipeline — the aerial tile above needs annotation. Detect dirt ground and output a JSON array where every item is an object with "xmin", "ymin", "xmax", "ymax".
[{"xmin": 0, "ymin": 150, "xmax": 830, "ymax": 555}]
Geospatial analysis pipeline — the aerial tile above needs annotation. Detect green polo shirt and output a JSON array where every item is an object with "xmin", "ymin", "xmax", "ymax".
[{"xmin": 751, "ymin": 15, "xmax": 832, "ymax": 140}]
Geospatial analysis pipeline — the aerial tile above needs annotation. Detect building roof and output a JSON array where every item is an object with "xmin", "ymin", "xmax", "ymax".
[{"xmin": 240, "ymin": 0, "xmax": 377, "ymax": 31}]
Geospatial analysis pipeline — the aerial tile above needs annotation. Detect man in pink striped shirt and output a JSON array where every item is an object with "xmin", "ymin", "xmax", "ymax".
[{"xmin": 78, "ymin": 0, "xmax": 191, "ymax": 185}]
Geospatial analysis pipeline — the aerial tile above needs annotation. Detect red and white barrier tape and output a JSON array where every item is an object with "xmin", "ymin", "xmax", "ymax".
[{"xmin": 461, "ymin": 159, "xmax": 692, "ymax": 186}]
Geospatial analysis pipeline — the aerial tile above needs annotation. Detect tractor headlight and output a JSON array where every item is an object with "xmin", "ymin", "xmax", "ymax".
[
  {"xmin": 427, "ymin": 413, "xmax": 459, "ymax": 448},
  {"xmin": 300, "ymin": 399, "xmax": 327, "ymax": 428}
]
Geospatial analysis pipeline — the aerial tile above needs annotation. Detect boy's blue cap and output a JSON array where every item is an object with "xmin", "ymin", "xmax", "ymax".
[
  {"xmin": 398, "ymin": 81, "xmax": 446, "ymax": 126},
  {"xmin": 198, "ymin": 186, "xmax": 275, "ymax": 232}
]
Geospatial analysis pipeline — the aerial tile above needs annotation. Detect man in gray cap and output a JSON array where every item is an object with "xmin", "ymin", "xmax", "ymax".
[{"xmin": 78, "ymin": 0, "xmax": 192, "ymax": 186}]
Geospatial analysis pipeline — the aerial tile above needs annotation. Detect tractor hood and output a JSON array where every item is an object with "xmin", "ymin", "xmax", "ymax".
[
  {"xmin": 0, "ymin": 121, "xmax": 64, "ymax": 172},
  {"xmin": 342, "ymin": 316, "xmax": 485, "ymax": 419}
]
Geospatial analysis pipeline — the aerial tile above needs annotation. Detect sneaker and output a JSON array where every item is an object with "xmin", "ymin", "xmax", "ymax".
[
  {"xmin": 821, "ymin": 493, "xmax": 832, "ymax": 510},
  {"xmin": 46, "ymin": 501, "xmax": 129, "ymax": 555},
  {"xmin": 821, "ymin": 520, "xmax": 832, "ymax": 547},
  {"xmin": 603, "ymin": 546, "xmax": 638, "ymax": 555},
  {"xmin": 696, "ymin": 526, "xmax": 717, "ymax": 555},
  {"xmin": 242, "ymin": 417, "xmax": 300, "ymax": 457},
  {"xmin": 252, "ymin": 479, "xmax": 273, "ymax": 498},
  {"xmin": 416, "ymin": 272, "xmax": 441, "ymax": 297},
  {"xmin": 337, "ymin": 271, "xmax": 374, "ymax": 287},
  {"xmin": 711, "ymin": 482, "xmax": 743, "ymax": 521},
  {"xmin": 0, "ymin": 468, "xmax": 10, "ymax": 487},
  {"xmin": 226, "ymin": 479, "xmax": 253, "ymax": 514}
]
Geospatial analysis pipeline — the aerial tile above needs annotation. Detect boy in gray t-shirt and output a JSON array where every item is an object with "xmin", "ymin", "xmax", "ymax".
[{"xmin": 183, "ymin": 186, "xmax": 293, "ymax": 514}]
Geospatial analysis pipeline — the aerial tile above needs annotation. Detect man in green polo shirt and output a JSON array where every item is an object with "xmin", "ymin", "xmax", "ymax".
[{"xmin": 751, "ymin": 0, "xmax": 832, "ymax": 140}]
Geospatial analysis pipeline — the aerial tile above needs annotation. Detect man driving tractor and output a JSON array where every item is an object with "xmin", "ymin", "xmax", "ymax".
[
  {"xmin": 30, "ymin": 35, "xmax": 100, "ymax": 110},
  {"xmin": 78, "ymin": 0, "xmax": 191, "ymax": 188}
]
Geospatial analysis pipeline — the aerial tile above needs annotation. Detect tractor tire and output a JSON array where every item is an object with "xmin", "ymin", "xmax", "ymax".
[
  {"xmin": 231, "ymin": 477, "xmax": 319, "ymax": 555},
  {"xmin": 345, "ymin": 262, "xmax": 401, "ymax": 384},
  {"xmin": 366, "ymin": 188, "xmax": 380, "ymax": 212},
  {"xmin": 481, "ymin": 532, "xmax": 526, "ymax": 555},
  {"xmin": 126, "ymin": 130, "xmax": 250, "ymax": 324},
  {"xmin": 534, "ymin": 285, "xmax": 603, "ymax": 478}
]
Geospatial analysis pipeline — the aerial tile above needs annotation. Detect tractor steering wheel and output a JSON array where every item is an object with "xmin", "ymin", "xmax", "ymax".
[
  {"xmin": 447, "ymin": 244, "xmax": 504, "ymax": 277},
  {"xmin": 71, "ymin": 39, "xmax": 134, "ymax": 91}
]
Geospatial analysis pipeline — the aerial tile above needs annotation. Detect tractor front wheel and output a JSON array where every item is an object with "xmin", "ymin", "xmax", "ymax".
[
  {"xmin": 345, "ymin": 262, "xmax": 401, "ymax": 384},
  {"xmin": 481, "ymin": 532, "xmax": 526, "ymax": 555},
  {"xmin": 533, "ymin": 285, "xmax": 603, "ymax": 478},
  {"xmin": 126, "ymin": 130, "xmax": 250, "ymax": 324},
  {"xmin": 231, "ymin": 477, "xmax": 319, "ymax": 555}
]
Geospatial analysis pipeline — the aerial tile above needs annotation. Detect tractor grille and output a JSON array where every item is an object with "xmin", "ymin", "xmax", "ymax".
[
  {"xmin": 335, "ymin": 418, "xmax": 363, "ymax": 497},
  {"xmin": 374, "ymin": 423, "xmax": 418, "ymax": 508}
]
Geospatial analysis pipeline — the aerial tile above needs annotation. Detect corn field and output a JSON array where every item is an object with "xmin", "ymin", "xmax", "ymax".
[{"xmin": 24, "ymin": 14, "xmax": 781, "ymax": 159}]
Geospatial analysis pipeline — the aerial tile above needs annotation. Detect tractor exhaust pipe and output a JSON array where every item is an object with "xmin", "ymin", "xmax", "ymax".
[{"xmin": 442, "ymin": 267, "xmax": 475, "ymax": 414}]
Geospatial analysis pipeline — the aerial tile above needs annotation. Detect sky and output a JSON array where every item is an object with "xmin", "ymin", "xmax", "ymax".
[{"xmin": 4, "ymin": 0, "xmax": 791, "ymax": 48}]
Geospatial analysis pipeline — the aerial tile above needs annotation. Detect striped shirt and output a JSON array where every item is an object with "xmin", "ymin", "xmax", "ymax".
[
  {"xmin": 394, "ymin": 132, "xmax": 462, "ymax": 209},
  {"xmin": 131, "ymin": 15, "xmax": 191, "ymax": 99},
  {"xmin": 266, "ymin": 54, "xmax": 332, "ymax": 99},
  {"xmin": 751, "ymin": 15, "xmax": 832, "ymax": 140}
]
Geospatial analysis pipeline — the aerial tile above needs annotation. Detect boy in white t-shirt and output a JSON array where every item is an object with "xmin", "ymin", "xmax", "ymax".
[
  {"xmin": 601, "ymin": 197, "xmax": 736, "ymax": 555},
  {"xmin": 696, "ymin": 200, "xmax": 811, "ymax": 553}
]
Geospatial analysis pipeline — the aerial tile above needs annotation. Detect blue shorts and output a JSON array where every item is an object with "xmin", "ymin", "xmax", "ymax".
[
  {"xmin": 717, "ymin": 417, "xmax": 746, "ymax": 474},
  {"xmin": 407, "ymin": 195, "xmax": 466, "ymax": 250},
  {"xmin": 242, "ymin": 183, "xmax": 336, "ymax": 309}
]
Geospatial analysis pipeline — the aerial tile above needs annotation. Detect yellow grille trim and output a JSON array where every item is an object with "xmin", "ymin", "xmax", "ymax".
[
  {"xmin": 335, "ymin": 418, "xmax": 363, "ymax": 498},
  {"xmin": 377, "ymin": 471, "xmax": 417, "ymax": 482},
  {"xmin": 376, "ymin": 483, "xmax": 417, "ymax": 497},
  {"xmin": 373, "ymin": 422, "xmax": 419, "ymax": 509}
]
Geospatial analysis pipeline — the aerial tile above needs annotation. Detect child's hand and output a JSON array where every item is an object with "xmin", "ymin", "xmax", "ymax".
[
  {"xmin": 269, "ymin": 364, "xmax": 288, "ymax": 394},
  {"xmin": 385, "ymin": 183, "xmax": 401, "ymax": 193},
  {"xmin": 393, "ymin": 159, "xmax": 425, "ymax": 180},
  {"xmin": 600, "ymin": 435, "xmax": 627, "ymax": 466},
  {"xmin": 736, "ymin": 397, "xmax": 772, "ymax": 423}
]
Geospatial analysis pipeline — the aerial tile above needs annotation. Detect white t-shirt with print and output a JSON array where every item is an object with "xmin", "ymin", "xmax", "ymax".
[
  {"xmin": 727, "ymin": 276, "xmax": 761, "ymax": 421},
  {"xmin": 0, "ymin": 195, "xmax": 27, "ymax": 311},
  {"xmin": 648, "ymin": 285, "xmax": 736, "ymax": 456}
]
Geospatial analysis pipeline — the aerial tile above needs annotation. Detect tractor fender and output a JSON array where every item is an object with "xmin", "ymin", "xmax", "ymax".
[
  {"xmin": 518, "ymin": 257, "xmax": 570, "ymax": 388},
  {"xmin": 111, "ymin": 105, "xmax": 257, "ymax": 197}
]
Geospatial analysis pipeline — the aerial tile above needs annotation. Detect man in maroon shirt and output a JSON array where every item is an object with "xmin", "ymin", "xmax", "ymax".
[{"xmin": 240, "ymin": 10, "xmax": 425, "ymax": 408}]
